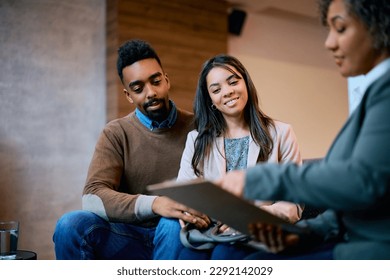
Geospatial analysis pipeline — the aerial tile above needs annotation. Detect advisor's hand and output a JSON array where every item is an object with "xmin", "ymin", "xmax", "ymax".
[
  {"xmin": 214, "ymin": 169, "xmax": 246, "ymax": 197},
  {"xmin": 249, "ymin": 223, "xmax": 299, "ymax": 253},
  {"xmin": 152, "ymin": 196, "xmax": 210, "ymax": 228}
]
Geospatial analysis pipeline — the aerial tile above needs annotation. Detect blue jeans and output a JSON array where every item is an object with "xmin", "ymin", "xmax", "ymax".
[
  {"xmin": 153, "ymin": 218, "xmax": 335, "ymax": 260},
  {"xmin": 245, "ymin": 242, "xmax": 335, "ymax": 260},
  {"xmin": 154, "ymin": 217, "xmax": 258, "ymax": 259},
  {"xmin": 154, "ymin": 217, "xmax": 246, "ymax": 260},
  {"xmin": 53, "ymin": 210, "xmax": 156, "ymax": 260},
  {"xmin": 153, "ymin": 217, "xmax": 185, "ymax": 259},
  {"xmin": 210, "ymin": 243, "xmax": 257, "ymax": 260},
  {"xmin": 153, "ymin": 217, "xmax": 213, "ymax": 259},
  {"xmin": 189, "ymin": 241, "xmax": 334, "ymax": 260}
]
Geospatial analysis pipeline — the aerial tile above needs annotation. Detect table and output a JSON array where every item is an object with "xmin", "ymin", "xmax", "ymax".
[{"xmin": 15, "ymin": 250, "xmax": 37, "ymax": 260}]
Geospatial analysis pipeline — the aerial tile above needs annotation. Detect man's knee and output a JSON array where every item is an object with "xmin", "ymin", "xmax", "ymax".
[
  {"xmin": 156, "ymin": 217, "xmax": 181, "ymax": 233},
  {"xmin": 53, "ymin": 210, "xmax": 102, "ymax": 240}
]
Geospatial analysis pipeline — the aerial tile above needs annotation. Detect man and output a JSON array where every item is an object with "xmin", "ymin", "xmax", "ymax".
[{"xmin": 53, "ymin": 39, "xmax": 209, "ymax": 259}]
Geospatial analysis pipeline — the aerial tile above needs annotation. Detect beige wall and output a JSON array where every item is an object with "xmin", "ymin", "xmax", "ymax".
[
  {"xmin": 0, "ymin": 0, "xmax": 349, "ymax": 261},
  {"xmin": 0, "ymin": 0, "xmax": 228, "ymax": 260},
  {"xmin": 228, "ymin": 9, "xmax": 348, "ymax": 159},
  {"xmin": 0, "ymin": 0, "xmax": 106, "ymax": 259}
]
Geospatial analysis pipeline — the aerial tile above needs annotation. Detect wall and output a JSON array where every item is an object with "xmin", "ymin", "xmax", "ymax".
[
  {"xmin": 228, "ymin": 8, "xmax": 348, "ymax": 158},
  {"xmin": 0, "ymin": 0, "xmax": 343, "ymax": 260},
  {"xmin": 108, "ymin": 0, "xmax": 228, "ymax": 120},
  {"xmin": 0, "ymin": 0, "xmax": 228, "ymax": 260},
  {"xmin": 0, "ymin": 0, "xmax": 106, "ymax": 259}
]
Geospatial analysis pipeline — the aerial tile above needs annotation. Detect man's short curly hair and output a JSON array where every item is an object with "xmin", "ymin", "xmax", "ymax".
[
  {"xmin": 116, "ymin": 39, "xmax": 163, "ymax": 83},
  {"xmin": 318, "ymin": 0, "xmax": 390, "ymax": 53}
]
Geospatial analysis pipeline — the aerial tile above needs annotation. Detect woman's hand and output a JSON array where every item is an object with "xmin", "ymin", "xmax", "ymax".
[
  {"xmin": 214, "ymin": 169, "xmax": 246, "ymax": 197},
  {"xmin": 248, "ymin": 223, "xmax": 299, "ymax": 253},
  {"xmin": 260, "ymin": 202, "xmax": 303, "ymax": 224}
]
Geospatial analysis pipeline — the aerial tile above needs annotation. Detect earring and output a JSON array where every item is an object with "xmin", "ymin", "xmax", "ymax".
[{"xmin": 211, "ymin": 104, "xmax": 217, "ymax": 110}]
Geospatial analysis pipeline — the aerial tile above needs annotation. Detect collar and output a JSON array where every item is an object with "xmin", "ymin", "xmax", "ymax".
[
  {"xmin": 135, "ymin": 100, "xmax": 177, "ymax": 130},
  {"xmin": 360, "ymin": 57, "xmax": 390, "ymax": 95},
  {"xmin": 348, "ymin": 58, "xmax": 390, "ymax": 115}
]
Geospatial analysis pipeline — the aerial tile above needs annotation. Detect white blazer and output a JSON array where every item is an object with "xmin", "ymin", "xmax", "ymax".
[
  {"xmin": 176, "ymin": 120, "xmax": 303, "ymax": 223},
  {"xmin": 177, "ymin": 120, "xmax": 302, "ymax": 181}
]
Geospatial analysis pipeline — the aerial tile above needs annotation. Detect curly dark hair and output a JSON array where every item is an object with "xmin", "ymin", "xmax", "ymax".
[
  {"xmin": 318, "ymin": 0, "xmax": 390, "ymax": 53},
  {"xmin": 116, "ymin": 39, "xmax": 163, "ymax": 83},
  {"xmin": 192, "ymin": 54, "xmax": 275, "ymax": 176}
]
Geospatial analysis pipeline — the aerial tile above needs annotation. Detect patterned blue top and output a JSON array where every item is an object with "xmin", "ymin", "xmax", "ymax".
[{"xmin": 224, "ymin": 136, "xmax": 250, "ymax": 172}]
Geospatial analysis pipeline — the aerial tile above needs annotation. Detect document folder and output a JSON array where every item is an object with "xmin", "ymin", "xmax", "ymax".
[{"xmin": 147, "ymin": 179, "xmax": 305, "ymax": 235}]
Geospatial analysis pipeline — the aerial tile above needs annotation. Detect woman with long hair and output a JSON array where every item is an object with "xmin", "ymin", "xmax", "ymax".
[{"xmin": 153, "ymin": 54, "xmax": 303, "ymax": 260}]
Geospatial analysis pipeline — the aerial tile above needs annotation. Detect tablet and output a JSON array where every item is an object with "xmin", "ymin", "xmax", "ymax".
[{"xmin": 147, "ymin": 179, "xmax": 305, "ymax": 235}]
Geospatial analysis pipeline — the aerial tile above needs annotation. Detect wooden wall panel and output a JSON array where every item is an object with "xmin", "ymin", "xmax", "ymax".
[{"xmin": 106, "ymin": 0, "xmax": 228, "ymax": 120}]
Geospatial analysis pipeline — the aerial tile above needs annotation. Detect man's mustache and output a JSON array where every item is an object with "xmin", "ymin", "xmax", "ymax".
[{"xmin": 144, "ymin": 98, "xmax": 163, "ymax": 109}]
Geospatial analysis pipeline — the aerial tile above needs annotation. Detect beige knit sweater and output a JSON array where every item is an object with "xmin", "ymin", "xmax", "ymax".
[{"xmin": 82, "ymin": 109, "xmax": 194, "ymax": 226}]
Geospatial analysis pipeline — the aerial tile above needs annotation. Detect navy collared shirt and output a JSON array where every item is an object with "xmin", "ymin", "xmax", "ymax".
[{"xmin": 135, "ymin": 100, "xmax": 177, "ymax": 130}]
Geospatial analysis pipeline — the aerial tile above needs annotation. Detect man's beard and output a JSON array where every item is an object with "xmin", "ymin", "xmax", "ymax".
[{"xmin": 144, "ymin": 98, "xmax": 170, "ymax": 123}]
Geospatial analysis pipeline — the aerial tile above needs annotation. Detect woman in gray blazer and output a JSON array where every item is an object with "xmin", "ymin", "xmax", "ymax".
[{"xmin": 216, "ymin": 0, "xmax": 390, "ymax": 260}]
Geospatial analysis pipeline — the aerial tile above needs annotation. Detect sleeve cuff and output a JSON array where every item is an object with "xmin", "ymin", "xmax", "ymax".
[{"xmin": 135, "ymin": 194, "xmax": 159, "ymax": 221}]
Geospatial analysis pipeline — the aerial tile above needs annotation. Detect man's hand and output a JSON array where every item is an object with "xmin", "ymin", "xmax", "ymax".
[
  {"xmin": 249, "ymin": 223, "xmax": 299, "ymax": 253},
  {"xmin": 214, "ymin": 169, "xmax": 246, "ymax": 197},
  {"xmin": 152, "ymin": 196, "xmax": 211, "ymax": 228}
]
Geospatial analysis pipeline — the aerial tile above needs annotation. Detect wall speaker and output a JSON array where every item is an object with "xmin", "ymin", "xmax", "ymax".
[{"xmin": 228, "ymin": 9, "xmax": 247, "ymax": 36}]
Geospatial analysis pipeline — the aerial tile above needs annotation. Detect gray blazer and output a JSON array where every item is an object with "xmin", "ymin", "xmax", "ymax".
[{"xmin": 244, "ymin": 69, "xmax": 390, "ymax": 259}]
